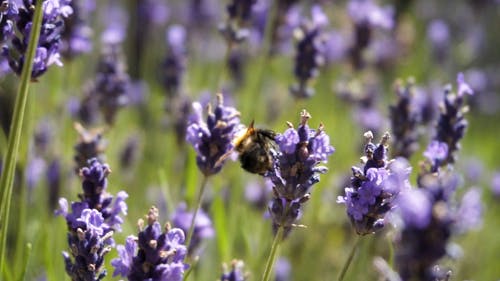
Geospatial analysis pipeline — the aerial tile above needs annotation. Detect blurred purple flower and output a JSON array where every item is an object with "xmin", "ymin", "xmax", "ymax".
[
  {"xmin": 275, "ymin": 257, "xmax": 291, "ymax": 281},
  {"xmin": 492, "ymin": 172, "xmax": 500, "ymax": 197},
  {"xmin": 100, "ymin": 3, "xmax": 127, "ymax": 45},
  {"xmin": 76, "ymin": 40, "xmax": 130, "ymax": 125},
  {"xmin": 347, "ymin": 0, "xmax": 394, "ymax": 30},
  {"xmin": 244, "ymin": 179, "xmax": 273, "ymax": 209},
  {"xmin": 347, "ymin": 0, "xmax": 393, "ymax": 69},
  {"xmin": 25, "ymin": 156, "xmax": 46, "ymax": 190},
  {"xmin": 423, "ymin": 140, "xmax": 448, "ymax": 171},
  {"xmin": 434, "ymin": 73, "xmax": 474, "ymax": 166},
  {"xmin": 162, "ymin": 24, "xmax": 187, "ymax": 98},
  {"xmin": 290, "ymin": 5, "xmax": 328, "ymax": 99},
  {"xmin": 220, "ymin": 260, "xmax": 247, "ymax": 281},
  {"xmin": 219, "ymin": 0, "xmax": 257, "ymax": 44},
  {"xmin": 171, "ymin": 202, "xmax": 214, "ymax": 254},
  {"xmin": 46, "ymin": 158, "xmax": 61, "ymax": 210},
  {"xmin": 455, "ymin": 188, "xmax": 482, "ymax": 232},
  {"xmin": 61, "ymin": 0, "xmax": 94, "ymax": 59},
  {"xmin": 427, "ymin": 19, "xmax": 449, "ymax": 62},
  {"xmin": 456, "ymin": 72, "xmax": 474, "ymax": 97},
  {"xmin": 0, "ymin": 0, "xmax": 18, "ymax": 44},
  {"xmin": 397, "ymin": 189, "xmax": 432, "ymax": 229},
  {"xmin": 389, "ymin": 78, "xmax": 422, "ymax": 159}
]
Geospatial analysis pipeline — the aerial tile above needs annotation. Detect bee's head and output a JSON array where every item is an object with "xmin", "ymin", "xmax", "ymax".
[{"xmin": 233, "ymin": 120, "xmax": 256, "ymax": 149}]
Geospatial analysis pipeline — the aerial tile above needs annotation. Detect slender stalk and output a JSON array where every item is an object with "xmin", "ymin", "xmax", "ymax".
[
  {"xmin": 185, "ymin": 175, "xmax": 209, "ymax": 251},
  {"xmin": 261, "ymin": 226, "xmax": 284, "ymax": 281},
  {"xmin": 337, "ymin": 235, "xmax": 362, "ymax": 281},
  {"xmin": 19, "ymin": 243, "xmax": 32, "ymax": 281},
  {"xmin": 0, "ymin": 0, "xmax": 45, "ymax": 275},
  {"xmin": 241, "ymin": 0, "xmax": 279, "ymax": 117},
  {"xmin": 216, "ymin": 41, "xmax": 233, "ymax": 91}
]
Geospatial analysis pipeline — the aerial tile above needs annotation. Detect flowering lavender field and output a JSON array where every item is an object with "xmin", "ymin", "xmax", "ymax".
[{"xmin": 0, "ymin": 0, "xmax": 499, "ymax": 280}]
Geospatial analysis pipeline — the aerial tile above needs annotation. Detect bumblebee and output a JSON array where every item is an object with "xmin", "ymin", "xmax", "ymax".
[{"xmin": 217, "ymin": 121, "xmax": 277, "ymax": 175}]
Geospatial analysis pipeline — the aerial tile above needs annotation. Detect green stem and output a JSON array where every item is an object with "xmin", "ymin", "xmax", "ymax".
[
  {"xmin": 337, "ymin": 235, "xmax": 362, "ymax": 281},
  {"xmin": 241, "ymin": 0, "xmax": 278, "ymax": 117},
  {"xmin": 0, "ymin": 0, "xmax": 45, "ymax": 276},
  {"xmin": 19, "ymin": 243, "xmax": 32, "ymax": 281},
  {"xmin": 184, "ymin": 175, "xmax": 209, "ymax": 252},
  {"xmin": 216, "ymin": 41, "xmax": 233, "ymax": 91},
  {"xmin": 261, "ymin": 226, "xmax": 284, "ymax": 281}
]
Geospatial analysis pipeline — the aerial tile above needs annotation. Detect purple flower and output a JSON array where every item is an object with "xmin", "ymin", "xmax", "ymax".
[
  {"xmin": 25, "ymin": 156, "xmax": 46, "ymax": 190},
  {"xmin": 347, "ymin": 0, "xmax": 394, "ymax": 30},
  {"xmin": 186, "ymin": 94, "xmax": 242, "ymax": 176},
  {"xmin": 0, "ymin": 1, "xmax": 18, "ymax": 44},
  {"xmin": 423, "ymin": 140, "xmax": 448, "ymax": 171},
  {"xmin": 92, "ymin": 44, "xmax": 130, "ymax": 124},
  {"xmin": 2, "ymin": 0, "xmax": 71, "ymax": 78},
  {"xmin": 219, "ymin": 0, "xmax": 257, "ymax": 43},
  {"xmin": 456, "ymin": 72, "xmax": 474, "ymax": 97},
  {"xmin": 275, "ymin": 257, "xmax": 291, "ymax": 281},
  {"xmin": 455, "ymin": 188, "xmax": 482, "ymax": 232},
  {"xmin": 491, "ymin": 172, "xmax": 500, "ymax": 197},
  {"xmin": 267, "ymin": 110, "xmax": 334, "ymax": 236},
  {"xmin": 289, "ymin": 5, "xmax": 327, "ymax": 99},
  {"xmin": 433, "ymin": 73, "xmax": 473, "ymax": 166},
  {"xmin": 171, "ymin": 202, "xmax": 215, "ymax": 254},
  {"xmin": 397, "ymin": 189, "xmax": 432, "ymax": 229},
  {"xmin": 389, "ymin": 78, "xmax": 422, "ymax": 159},
  {"xmin": 46, "ymin": 158, "xmax": 61, "ymax": 210},
  {"xmin": 61, "ymin": 0, "xmax": 95, "ymax": 59},
  {"xmin": 62, "ymin": 208, "xmax": 114, "ymax": 281},
  {"xmin": 57, "ymin": 158, "xmax": 128, "ymax": 236},
  {"xmin": 395, "ymin": 140, "xmax": 483, "ymax": 281},
  {"xmin": 220, "ymin": 260, "xmax": 247, "ymax": 281},
  {"xmin": 427, "ymin": 19, "xmax": 449, "ymax": 62},
  {"xmin": 347, "ymin": 0, "xmax": 393, "ymax": 69},
  {"xmin": 337, "ymin": 132, "xmax": 410, "ymax": 235},
  {"xmin": 111, "ymin": 236, "xmax": 136, "ymax": 277},
  {"xmin": 162, "ymin": 24, "xmax": 187, "ymax": 98},
  {"xmin": 111, "ymin": 206, "xmax": 188, "ymax": 280}
]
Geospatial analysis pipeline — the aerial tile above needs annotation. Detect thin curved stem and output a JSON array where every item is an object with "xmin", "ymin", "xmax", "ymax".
[
  {"xmin": 261, "ymin": 226, "xmax": 284, "ymax": 281},
  {"xmin": 337, "ymin": 235, "xmax": 362, "ymax": 281},
  {"xmin": 185, "ymin": 175, "xmax": 209, "ymax": 252},
  {"xmin": 0, "ymin": 0, "xmax": 45, "ymax": 275}
]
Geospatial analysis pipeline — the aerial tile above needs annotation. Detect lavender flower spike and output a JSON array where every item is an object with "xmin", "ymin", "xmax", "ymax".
[
  {"xmin": 289, "ymin": 6, "xmax": 328, "ymax": 99},
  {"xmin": 111, "ymin": 206, "xmax": 188, "ymax": 280},
  {"xmin": 2, "ymin": 0, "xmax": 72, "ymax": 78},
  {"xmin": 219, "ymin": 0, "xmax": 257, "ymax": 44},
  {"xmin": 58, "ymin": 159, "xmax": 128, "ymax": 281},
  {"xmin": 434, "ymin": 73, "xmax": 474, "ymax": 165},
  {"xmin": 389, "ymin": 78, "xmax": 422, "ymax": 159},
  {"xmin": 337, "ymin": 131, "xmax": 411, "ymax": 235},
  {"xmin": 186, "ymin": 94, "xmax": 242, "ymax": 176},
  {"xmin": 220, "ymin": 260, "xmax": 247, "ymax": 281},
  {"xmin": 267, "ymin": 110, "xmax": 334, "ymax": 236},
  {"xmin": 57, "ymin": 158, "xmax": 128, "ymax": 233},
  {"xmin": 62, "ymin": 209, "xmax": 114, "ymax": 281}
]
